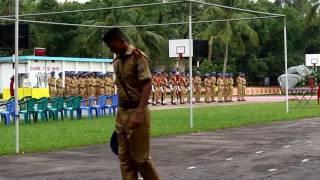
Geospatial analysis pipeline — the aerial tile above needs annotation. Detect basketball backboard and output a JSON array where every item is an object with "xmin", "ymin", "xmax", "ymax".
[
  {"xmin": 169, "ymin": 39, "xmax": 193, "ymax": 58},
  {"xmin": 305, "ymin": 54, "xmax": 320, "ymax": 67}
]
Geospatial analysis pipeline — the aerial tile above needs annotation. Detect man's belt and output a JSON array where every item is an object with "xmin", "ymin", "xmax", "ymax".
[{"xmin": 119, "ymin": 101, "xmax": 139, "ymax": 110}]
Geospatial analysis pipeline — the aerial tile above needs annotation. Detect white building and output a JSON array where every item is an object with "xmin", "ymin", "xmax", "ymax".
[{"xmin": 0, "ymin": 56, "xmax": 113, "ymax": 94}]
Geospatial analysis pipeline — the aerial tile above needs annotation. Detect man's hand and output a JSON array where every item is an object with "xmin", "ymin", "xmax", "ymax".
[{"xmin": 130, "ymin": 108, "xmax": 144, "ymax": 129}]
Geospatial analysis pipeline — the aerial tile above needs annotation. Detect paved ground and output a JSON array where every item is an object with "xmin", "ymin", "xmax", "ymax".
[{"xmin": 1, "ymin": 117, "xmax": 320, "ymax": 180}]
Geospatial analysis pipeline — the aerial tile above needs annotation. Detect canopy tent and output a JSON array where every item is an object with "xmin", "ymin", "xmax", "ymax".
[{"xmin": 1, "ymin": 0, "xmax": 288, "ymax": 153}]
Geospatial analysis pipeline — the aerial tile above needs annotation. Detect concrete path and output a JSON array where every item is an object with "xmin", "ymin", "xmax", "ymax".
[{"xmin": 1, "ymin": 117, "xmax": 320, "ymax": 180}]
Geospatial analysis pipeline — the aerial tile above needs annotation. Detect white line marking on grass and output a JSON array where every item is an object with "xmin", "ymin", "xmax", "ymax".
[
  {"xmin": 282, "ymin": 146, "xmax": 291, "ymax": 149},
  {"xmin": 268, "ymin": 169, "xmax": 277, "ymax": 172},
  {"xmin": 187, "ymin": 166, "xmax": 196, "ymax": 170},
  {"xmin": 226, "ymin": 158, "xmax": 233, "ymax": 161},
  {"xmin": 255, "ymin": 151, "xmax": 264, "ymax": 154},
  {"xmin": 302, "ymin": 159, "xmax": 309, "ymax": 163}
]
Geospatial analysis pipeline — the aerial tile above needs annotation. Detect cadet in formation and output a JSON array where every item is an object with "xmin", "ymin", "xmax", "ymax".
[{"xmin": 48, "ymin": 71, "xmax": 56, "ymax": 97}]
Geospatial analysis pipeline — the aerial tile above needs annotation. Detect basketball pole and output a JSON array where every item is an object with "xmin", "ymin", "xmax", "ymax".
[
  {"xmin": 14, "ymin": 0, "xmax": 20, "ymax": 154},
  {"xmin": 188, "ymin": 2, "xmax": 193, "ymax": 128}
]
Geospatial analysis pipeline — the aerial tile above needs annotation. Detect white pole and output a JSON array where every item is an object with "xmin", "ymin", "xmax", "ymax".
[
  {"xmin": 284, "ymin": 16, "xmax": 289, "ymax": 113},
  {"xmin": 188, "ymin": 2, "xmax": 193, "ymax": 128},
  {"xmin": 14, "ymin": 0, "xmax": 20, "ymax": 154}
]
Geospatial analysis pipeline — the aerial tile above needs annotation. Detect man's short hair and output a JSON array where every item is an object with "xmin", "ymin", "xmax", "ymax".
[{"xmin": 103, "ymin": 28, "xmax": 127, "ymax": 43}]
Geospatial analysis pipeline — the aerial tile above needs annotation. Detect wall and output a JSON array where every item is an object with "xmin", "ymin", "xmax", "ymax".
[{"xmin": 0, "ymin": 63, "xmax": 27, "ymax": 93}]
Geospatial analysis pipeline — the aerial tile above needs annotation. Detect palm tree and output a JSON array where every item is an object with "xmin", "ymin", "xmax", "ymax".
[
  {"xmin": 200, "ymin": 0, "xmax": 259, "ymax": 73},
  {"xmin": 306, "ymin": 0, "xmax": 320, "ymax": 25}
]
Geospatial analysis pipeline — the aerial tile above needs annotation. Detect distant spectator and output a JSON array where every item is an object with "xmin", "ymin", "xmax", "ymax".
[{"xmin": 10, "ymin": 76, "xmax": 14, "ymax": 97}]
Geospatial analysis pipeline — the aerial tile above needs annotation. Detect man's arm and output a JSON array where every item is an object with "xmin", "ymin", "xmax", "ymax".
[{"xmin": 137, "ymin": 80, "xmax": 152, "ymax": 112}]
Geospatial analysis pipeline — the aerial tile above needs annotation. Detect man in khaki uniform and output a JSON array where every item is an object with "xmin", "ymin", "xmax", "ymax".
[
  {"xmin": 169, "ymin": 71, "xmax": 178, "ymax": 105},
  {"xmin": 89, "ymin": 73, "xmax": 97, "ymax": 97},
  {"xmin": 154, "ymin": 72, "xmax": 161, "ymax": 105},
  {"xmin": 98, "ymin": 74, "xmax": 106, "ymax": 96},
  {"xmin": 103, "ymin": 28, "xmax": 161, "ymax": 180},
  {"xmin": 228, "ymin": 74, "xmax": 234, "ymax": 102},
  {"xmin": 179, "ymin": 72, "xmax": 188, "ymax": 104},
  {"xmin": 204, "ymin": 73, "xmax": 212, "ymax": 103},
  {"xmin": 217, "ymin": 73, "xmax": 224, "ymax": 103},
  {"xmin": 194, "ymin": 72, "xmax": 202, "ymax": 103},
  {"xmin": 48, "ymin": 71, "xmax": 56, "ymax": 97},
  {"xmin": 210, "ymin": 72, "xmax": 217, "ymax": 102},
  {"xmin": 160, "ymin": 72, "xmax": 168, "ymax": 105},
  {"xmin": 79, "ymin": 73, "xmax": 87, "ymax": 99},
  {"xmin": 56, "ymin": 72, "xmax": 64, "ymax": 96},
  {"xmin": 238, "ymin": 73, "xmax": 246, "ymax": 101},
  {"xmin": 104, "ymin": 73, "xmax": 111, "ymax": 96},
  {"xmin": 223, "ymin": 73, "xmax": 229, "ymax": 102}
]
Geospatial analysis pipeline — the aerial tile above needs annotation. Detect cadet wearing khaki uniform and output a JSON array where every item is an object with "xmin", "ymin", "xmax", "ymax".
[
  {"xmin": 223, "ymin": 74, "xmax": 229, "ymax": 102},
  {"xmin": 154, "ymin": 73, "xmax": 161, "ymax": 104},
  {"xmin": 210, "ymin": 72, "xmax": 217, "ymax": 102},
  {"xmin": 56, "ymin": 73, "xmax": 64, "ymax": 96},
  {"xmin": 90, "ymin": 74, "xmax": 97, "ymax": 97},
  {"xmin": 65, "ymin": 74, "xmax": 71, "ymax": 96},
  {"xmin": 48, "ymin": 72, "xmax": 56, "ymax": 97},
  {"xmin": 97, "ymin": 74, "xmax": 105, "ymax": 96},
  {"xmin": 79, "ymin": 74, "xmax": 87, "ymax": 99},
  {"xmin": 104, "ymin": 28, "xmax": 161, "ymax": 180},
  {"xmin": 169, "ymin": 72, "xmax": 178, "ymax": 105},
  {"xmin": 179, "ymin": 73, "xmax": 188, "ymax": 104},
  {"xmin": 237, "ymin": 73, "xmax": 246, "ymax": 101},
  {"xmin": 160, "ymin": 72, "xmax": 168, "ymax": 105},
  {"xmin": 228, "ymin": 74, "xmax": 234, "ymax": 102},
  {"xmin": 204, "ymin": 73, "xmax": 212, "ymax": 103},
  {"xmin": 217, "ymin": 73, "xmax": 224, "ymax": 103},
  {"xmin": 194, "ymin": 73, "xmax": 202, "ymax": 103}
]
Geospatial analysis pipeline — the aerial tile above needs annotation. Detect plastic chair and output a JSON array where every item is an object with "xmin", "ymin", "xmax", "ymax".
[
  {"xmin": 34, "ymin": 98, "xmax": 49, "ymax": 122},
  {"xmin": 19, "ymin": 98, "xmax": 37, "ymax": 124},
  {"xmin": 80, "ymin": 96, "xmax": 95, "ymax": 119},
  {"xmin": 104, "ymin": 94, "xmax": 119, "ymax": 116},
  {"xmin": 64, "ymin": 96, "xmax": 82, "ymax": 120},
  {"xmin": 19, "ymin": 96, "xmax": 32, "ymax": 112},
  {"xmin": 48, "ymin": 97, "xmax": 65, "ymax": 120},
  {"xmin": 92, "ymin": 95, "xmax": 107, "ymax": 117},
  {"xmin": 64, "ymin": 96, "xmax": 76, "ymax": 118},
  {"xmin": 0, "ymin": 100, "xmax": 15, "ymax": 125}
]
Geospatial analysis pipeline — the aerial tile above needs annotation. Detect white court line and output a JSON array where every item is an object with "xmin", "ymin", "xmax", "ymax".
[
  {"xmin": 302, "ymin": 159, "xmax": 309, "ymax": 163},
  {"xmin": 226, "ymin": 158, "xmax": 233, "ymax": 161},
  {"xmin": 187, "ymin": 166, "xmax": 196, "ymax": 170},
  {"xmin": 282, "ymin": 146, "xmax": 291, "ymax": 149},
  {"xmin": 305, "ymin": 141, "xmax": 313, "ymax": 144},
  {"xmin": 268, "ymin": 169, "xmax": 277, "ymax": 172},
  {"xmin": 255, "ymin": 151, "xmax": 264, "ymax": 154}
]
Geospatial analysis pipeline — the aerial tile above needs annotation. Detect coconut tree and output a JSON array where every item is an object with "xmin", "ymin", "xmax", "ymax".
[
  {"xmin": 216, "ymin": 0, "xmax": 259, "ymax": 73},
  {"xmin": 305, "ymin": 0, "xmax": 320, "ymax": 25}
]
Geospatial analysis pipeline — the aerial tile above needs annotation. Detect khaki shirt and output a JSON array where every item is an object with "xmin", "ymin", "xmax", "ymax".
[
  {"xmin": 210, "ymin": 77, "xmax": 216, "ymax": 86},
  {"xmin": 48, "ymin": 77, "xmax": 55, "ymax": 87},
  {"xmin": 113, "ymin": 45, "xmax": 151, "ymax": 103},
  {"xmin": 204, "ymin": 78, "xmax": 211, "ymax": 87}
]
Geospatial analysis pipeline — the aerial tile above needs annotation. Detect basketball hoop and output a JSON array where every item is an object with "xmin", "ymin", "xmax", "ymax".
[{"xmin": 178, "ymin": 53, "xmax": 183, "ymax": 60}]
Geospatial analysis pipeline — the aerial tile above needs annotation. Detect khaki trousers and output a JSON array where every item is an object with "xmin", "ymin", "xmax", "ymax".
[
  {"xmin": 116, "ymin": 107, "xmax": 161, "ymax": 180},
  {"xmin": 195, "ymin": 86, "xmax": 201, "ymax": 102},
  {"xmin": 205, "ymin": 87, "xmax": 211, "ymax": 103},
  {"xmin": 211, "ymin": 85, "xmax": 216, "ymax": 101}
]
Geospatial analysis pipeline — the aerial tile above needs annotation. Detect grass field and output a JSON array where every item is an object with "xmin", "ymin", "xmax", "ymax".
[{"xmin": 0, "ymin": 101, "xmax": 319, "ymax": 155}]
